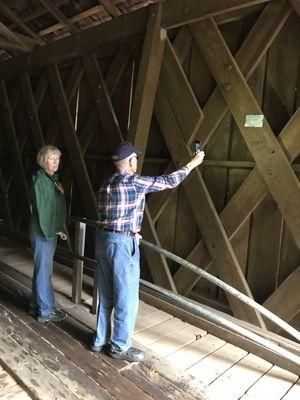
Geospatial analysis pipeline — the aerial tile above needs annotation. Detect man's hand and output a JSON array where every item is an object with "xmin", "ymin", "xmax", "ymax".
[
  {"xmin": 136, "ymin": 233, "xmax": 142, "ymax": 245},
  {"xmin": 58, "ymin": 232, "xmax": 68, "ymax": 240},
  {"xmin": 189, "ymin": 150, "xmax": 205, "ymax": 169}
]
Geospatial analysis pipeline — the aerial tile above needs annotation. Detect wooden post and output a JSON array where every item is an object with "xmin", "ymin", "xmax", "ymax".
[
  {"xmin": 127, "ymin": 3, "xmax": 166, "ymax": 168},
  {"xmin": 72, "ymin": 221, "xmax": 86, "ymax": 304}
]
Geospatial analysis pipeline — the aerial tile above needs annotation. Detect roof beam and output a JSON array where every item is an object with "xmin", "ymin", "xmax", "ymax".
[
  {"xmin": 97, "ymin": 0, "xmax": 121, "ymax": 17},
  {"xmin": 0, "ymin": 0, "xmax": 272, "ymax": 80},
  {"xmin": 38, "ymin": 0, "xmax": 80, "ymax": 34},
  {"xmin": 0, "ymin": 1, "xmax": 44, "ymax": 45},
  {"xmin": 162, "ymin": 0, "xmax": 271, "ymax": 28}
]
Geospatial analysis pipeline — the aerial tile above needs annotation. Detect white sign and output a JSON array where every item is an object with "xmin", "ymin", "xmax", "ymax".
[{"xmin": 244, "ymin": 114, "xmax": 264, "ymax": 128}]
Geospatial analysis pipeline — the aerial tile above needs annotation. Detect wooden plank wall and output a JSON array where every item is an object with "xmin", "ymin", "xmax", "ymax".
[{"xmin": 0, "ymin": 2, "xmax": 299, "ymax": 331}]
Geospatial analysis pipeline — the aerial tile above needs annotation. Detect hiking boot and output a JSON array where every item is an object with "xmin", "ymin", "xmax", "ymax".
[
  {"xmin": 108, "ymin": 345, "xmax": 145, "ymax": 362},
  {"xmin": 37, "ymin": 309, "xmax": 67, "ymax": 323}
]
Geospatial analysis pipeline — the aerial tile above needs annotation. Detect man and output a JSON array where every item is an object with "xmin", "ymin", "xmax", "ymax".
[{"xmin": 92, "ymin": 141, "xmax": 205, "ymax": 362}]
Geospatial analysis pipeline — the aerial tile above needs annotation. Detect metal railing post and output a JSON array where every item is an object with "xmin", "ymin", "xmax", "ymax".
[{"xmin": 72, "ymin": 220, "xmax": 86, "ymax": 303}]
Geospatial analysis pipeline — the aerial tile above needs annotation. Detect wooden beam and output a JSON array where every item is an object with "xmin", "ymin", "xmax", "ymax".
[
  {"xmin": 0, "ymin": 7, "xmax": 149, "ymax": 80},
  {"xmin": 47, "ymin": 63, "xmax": 98, "ymax": 218},
  {"xmin": 0, "ymin": 81, "xmax": 31, "ymax": 213},
  {"xmin": 0, "ymin": 2, "xmax": 44, "ymax": 45},
  {"xmin": 191, "ymin": 0, "xmax": 292, "ymax": 146},
  {"xmin": 105, "ymin": 46, "xmax": 130, "ymax": 97},
  {"xmin": 128, "ymin": 3, "xmax": 166, "ymax": 168},
  {"xmin": 45, "ymin": 59, "xmax": 83, "ymax": 144},
  {"xmin": 83, "ymin": 45, "xmax": 177, "ymax": 291},
  {"xmin": 289, "ymin": 0, "xmax": 300, "ymax": 15},
  {"xmin": 0, "ymin": 23, "xmax": 32, "ymax": 52},
  {"xmin": 155, "ymin": 81, "xmax": 265, "ymax": 327},
  {"xmin": 62, "ymin": 48, "xmax": 130, "ymax": 192},
  {"xmin": 98, "ymin": 0, "xmax": 121, "ymax": 17},
  {"xmin": 263, "ymin": 266, "xmax": 300, "ymax": 331},
  {"xmin": 38, "ymin": 0, "xmax": 80, "ymax": 34},
  {"xmin": 82, "ymin": 53, "xmax": 123, "ymax": 149},
  {"xmin": 192, "ymin": 17, "xmax": 300, "ymax": 250},
  {"xmin": 0, "ymin": 0, "xmax": 274, "ymax": 81},
  {"xmin": 0, "ymin": 36, "xmax": 25, "ymax": 51},
  {"xmin": 160, "ymin": 37, "xmax": 204, "ymax": 144},
  {"xmin": 162, "ymin": 0, "xmax": 271, "ymax": 28},
  {"xmin": 19, "ymin": 73, "xmax": 44, "ymax": 149},
  {"xmin": 0, "ymin": 165, "xmax": 13, "ymax": 227},
  {"xmin": 125, "ymin": 5, "xmax": 177, "ymax": 291},
  {"xmin": 174, "ymin": 107, "xmax": 300, "ymax": 295}
]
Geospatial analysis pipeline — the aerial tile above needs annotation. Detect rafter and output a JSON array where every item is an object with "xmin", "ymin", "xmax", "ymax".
[
  {"xmin": 38, "ymin": 0, "xmax": 80, "ymax": 35},
  {"xmin": 0, "ymin": 2, "xmax": 44, "ymax": 45},
  {"xmin": 0, "ymin": 0, "xmax": 275, "ymax": 81},
  {"xmin": 98, "ymin": 0, "xmax": 121, "ymax": 17}
]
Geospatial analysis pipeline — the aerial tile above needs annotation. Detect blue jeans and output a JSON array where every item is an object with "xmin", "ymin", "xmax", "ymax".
[
  {"xmin": 93, "ymin": 229, "xmax": 140, "ymax": 350},
  {"xmin": 30, "ymin": 225, "xmax": 57, "ymax": 316}
]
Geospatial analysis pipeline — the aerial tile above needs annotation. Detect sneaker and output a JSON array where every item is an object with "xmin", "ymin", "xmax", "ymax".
[
  {"xmin": 37, "ymin": 309, "xmax": 67, "ymax": 323},
  {"xmin": 108, "ymin": 345, "xmax": 145, "ymax": 362}
]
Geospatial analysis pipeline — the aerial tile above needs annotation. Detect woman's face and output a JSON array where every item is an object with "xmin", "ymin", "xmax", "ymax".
[{"xmin": 44, "ymin": 152, "xmax": 60, "ymax": 175}]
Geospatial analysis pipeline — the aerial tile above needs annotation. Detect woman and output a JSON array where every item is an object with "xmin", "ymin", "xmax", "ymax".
[{"xmin": 29, "ymin": 145, "xmax": 68, "ymax": 323}]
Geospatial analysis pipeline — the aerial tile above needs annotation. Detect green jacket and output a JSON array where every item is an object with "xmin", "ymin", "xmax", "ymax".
[{"xmin": 31, "ymin": 169, "xmax": 66, "ymax": 240}]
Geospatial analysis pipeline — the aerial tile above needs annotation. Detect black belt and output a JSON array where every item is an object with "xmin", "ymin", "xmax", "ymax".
[{"xmin": 101, "ymin": 228, "xmax": 136, "ymax": 237}]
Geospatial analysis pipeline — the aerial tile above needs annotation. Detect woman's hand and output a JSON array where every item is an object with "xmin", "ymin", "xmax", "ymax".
[{"xmin": 58, "ymin": 232, "xmax": 68, "ymax": 240}]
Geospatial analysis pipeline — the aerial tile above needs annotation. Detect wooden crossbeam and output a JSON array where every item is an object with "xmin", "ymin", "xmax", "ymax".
[
  {"xmin": 82, "ymin": 53, "xmax": 123, "ymax": 149},
  {"xmin": 0, "ymin": 23, "xmax": 32, "ymax": 52},
  {"xmin": 45, "ymin": 60, "xmax": 83, "ymax": 144},
  {"xmin": 0, "ymin": 81, "xmax": 31, "ymax": 213},
  {"xmin": 0, "ymin": 1, "xmax": 273, "ymax": 80},
  {"xmin": 47, "ymin": 63, "xmax": 98, "ymax": 218},
  {"xmin": 0, "ymin": 165, "xmax": 13, "ymax": 227},
  {"xmin": 289, "ymin": 0, "xmax": 300, "ymax": 14},
  {"xmin": 160, "ymin": 38, "xmax": 204, "ymax": 144},
  {"xmin": 263, "ymin": 266, "xmax": 300, "ymax": 331},
  {"xmin": 155, "ymin": 81, "xmax": 265, "ymax": 327},
  {"xmin": 0, "ymin": 2, "xmax": 44, "ymax": 45},
  {"xmin": 0, "ymin": 36, "xmax": 25, "ymax": 52},
  {"xmin": 62, "ymin": 47, "xmax": 130, "ymax": 192},
  {"xmin": 98, "ymin": 0, "xmax": 121, "ymax": 17},
  {"xmin": 190, "ymin": 0, "xmax": 292, "ymax": 146},
  {"xmin": 192, "ymin": 18, "xmax": 300, "ymax": 250},
  {"xmin": 38, "ymin": 0, "xmax": 80, "ymax": 35},
  {"xmin": 128, "ymin": 3, "xmax": 166, "ymax": 168},
  {"xmin": 174, "ymin": 107, "xmax": 300, "ymax": 295},
  {"xmin": 162, "ymin": 0, "xmax": 271, "ymax": 28},
  {"xmin": 19, "ymin": 74, "xmax": 45, "ymax": 149},
  {"xmin": 147, "ymin": 0, "xmax": 290, "ymax": 242}
]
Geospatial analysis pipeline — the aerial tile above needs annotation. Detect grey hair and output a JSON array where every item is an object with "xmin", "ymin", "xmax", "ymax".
[{"xmin": 36, "ymin": 145, "xmax": 61, "ymax": 168}]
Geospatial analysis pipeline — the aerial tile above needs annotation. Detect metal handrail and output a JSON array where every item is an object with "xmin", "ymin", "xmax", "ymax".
[
  {"xmin": 69, "ymin": 216, "xmax": 300, "ymax": 344},
  {"xmin": 140, "ymin": 239, "xmax": 300, "ymax": 343}
]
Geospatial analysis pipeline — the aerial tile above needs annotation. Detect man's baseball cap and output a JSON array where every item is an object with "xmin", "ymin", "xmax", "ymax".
[{"xmin": 112, "ymin": 141, "xmax": 143, "ymax": 161}]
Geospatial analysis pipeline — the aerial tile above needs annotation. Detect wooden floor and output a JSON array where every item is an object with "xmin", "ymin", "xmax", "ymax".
[{"xmin": 0, "ymin": 236, "xmax": 300, "ymax": 400}]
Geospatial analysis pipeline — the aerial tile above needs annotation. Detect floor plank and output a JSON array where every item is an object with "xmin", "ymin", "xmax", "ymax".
[
  {"xmin": 187, "ymin": 343, "xmax": 248, "ymax": 385},
  {"xmin": 205, "ymin": 353, "xmax": 272, "ymax": 400},
  {"xmin": 149, "ymin": 324, "xmax": 205, "ymax": 358},
  {"xmin": 281, "ymin": 379, "xmax": 300, "ymax": 400},
  {"xmin": 239, "ymin": 365, "xmax": 298, "ymax": 400},
  {"xmin": 166, "ymin": 334, "xmax": 226, "ymax": 370}
]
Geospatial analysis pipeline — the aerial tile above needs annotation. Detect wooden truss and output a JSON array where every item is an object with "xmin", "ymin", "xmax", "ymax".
[{"xmin": 0, "ymin": 0, "xmax": 299, "ymax": 331}]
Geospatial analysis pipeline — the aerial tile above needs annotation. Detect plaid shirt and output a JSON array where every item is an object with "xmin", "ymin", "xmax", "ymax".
[{"xmin": 98, "ymin": 166, "xmax": 191, "ymax": 232}]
